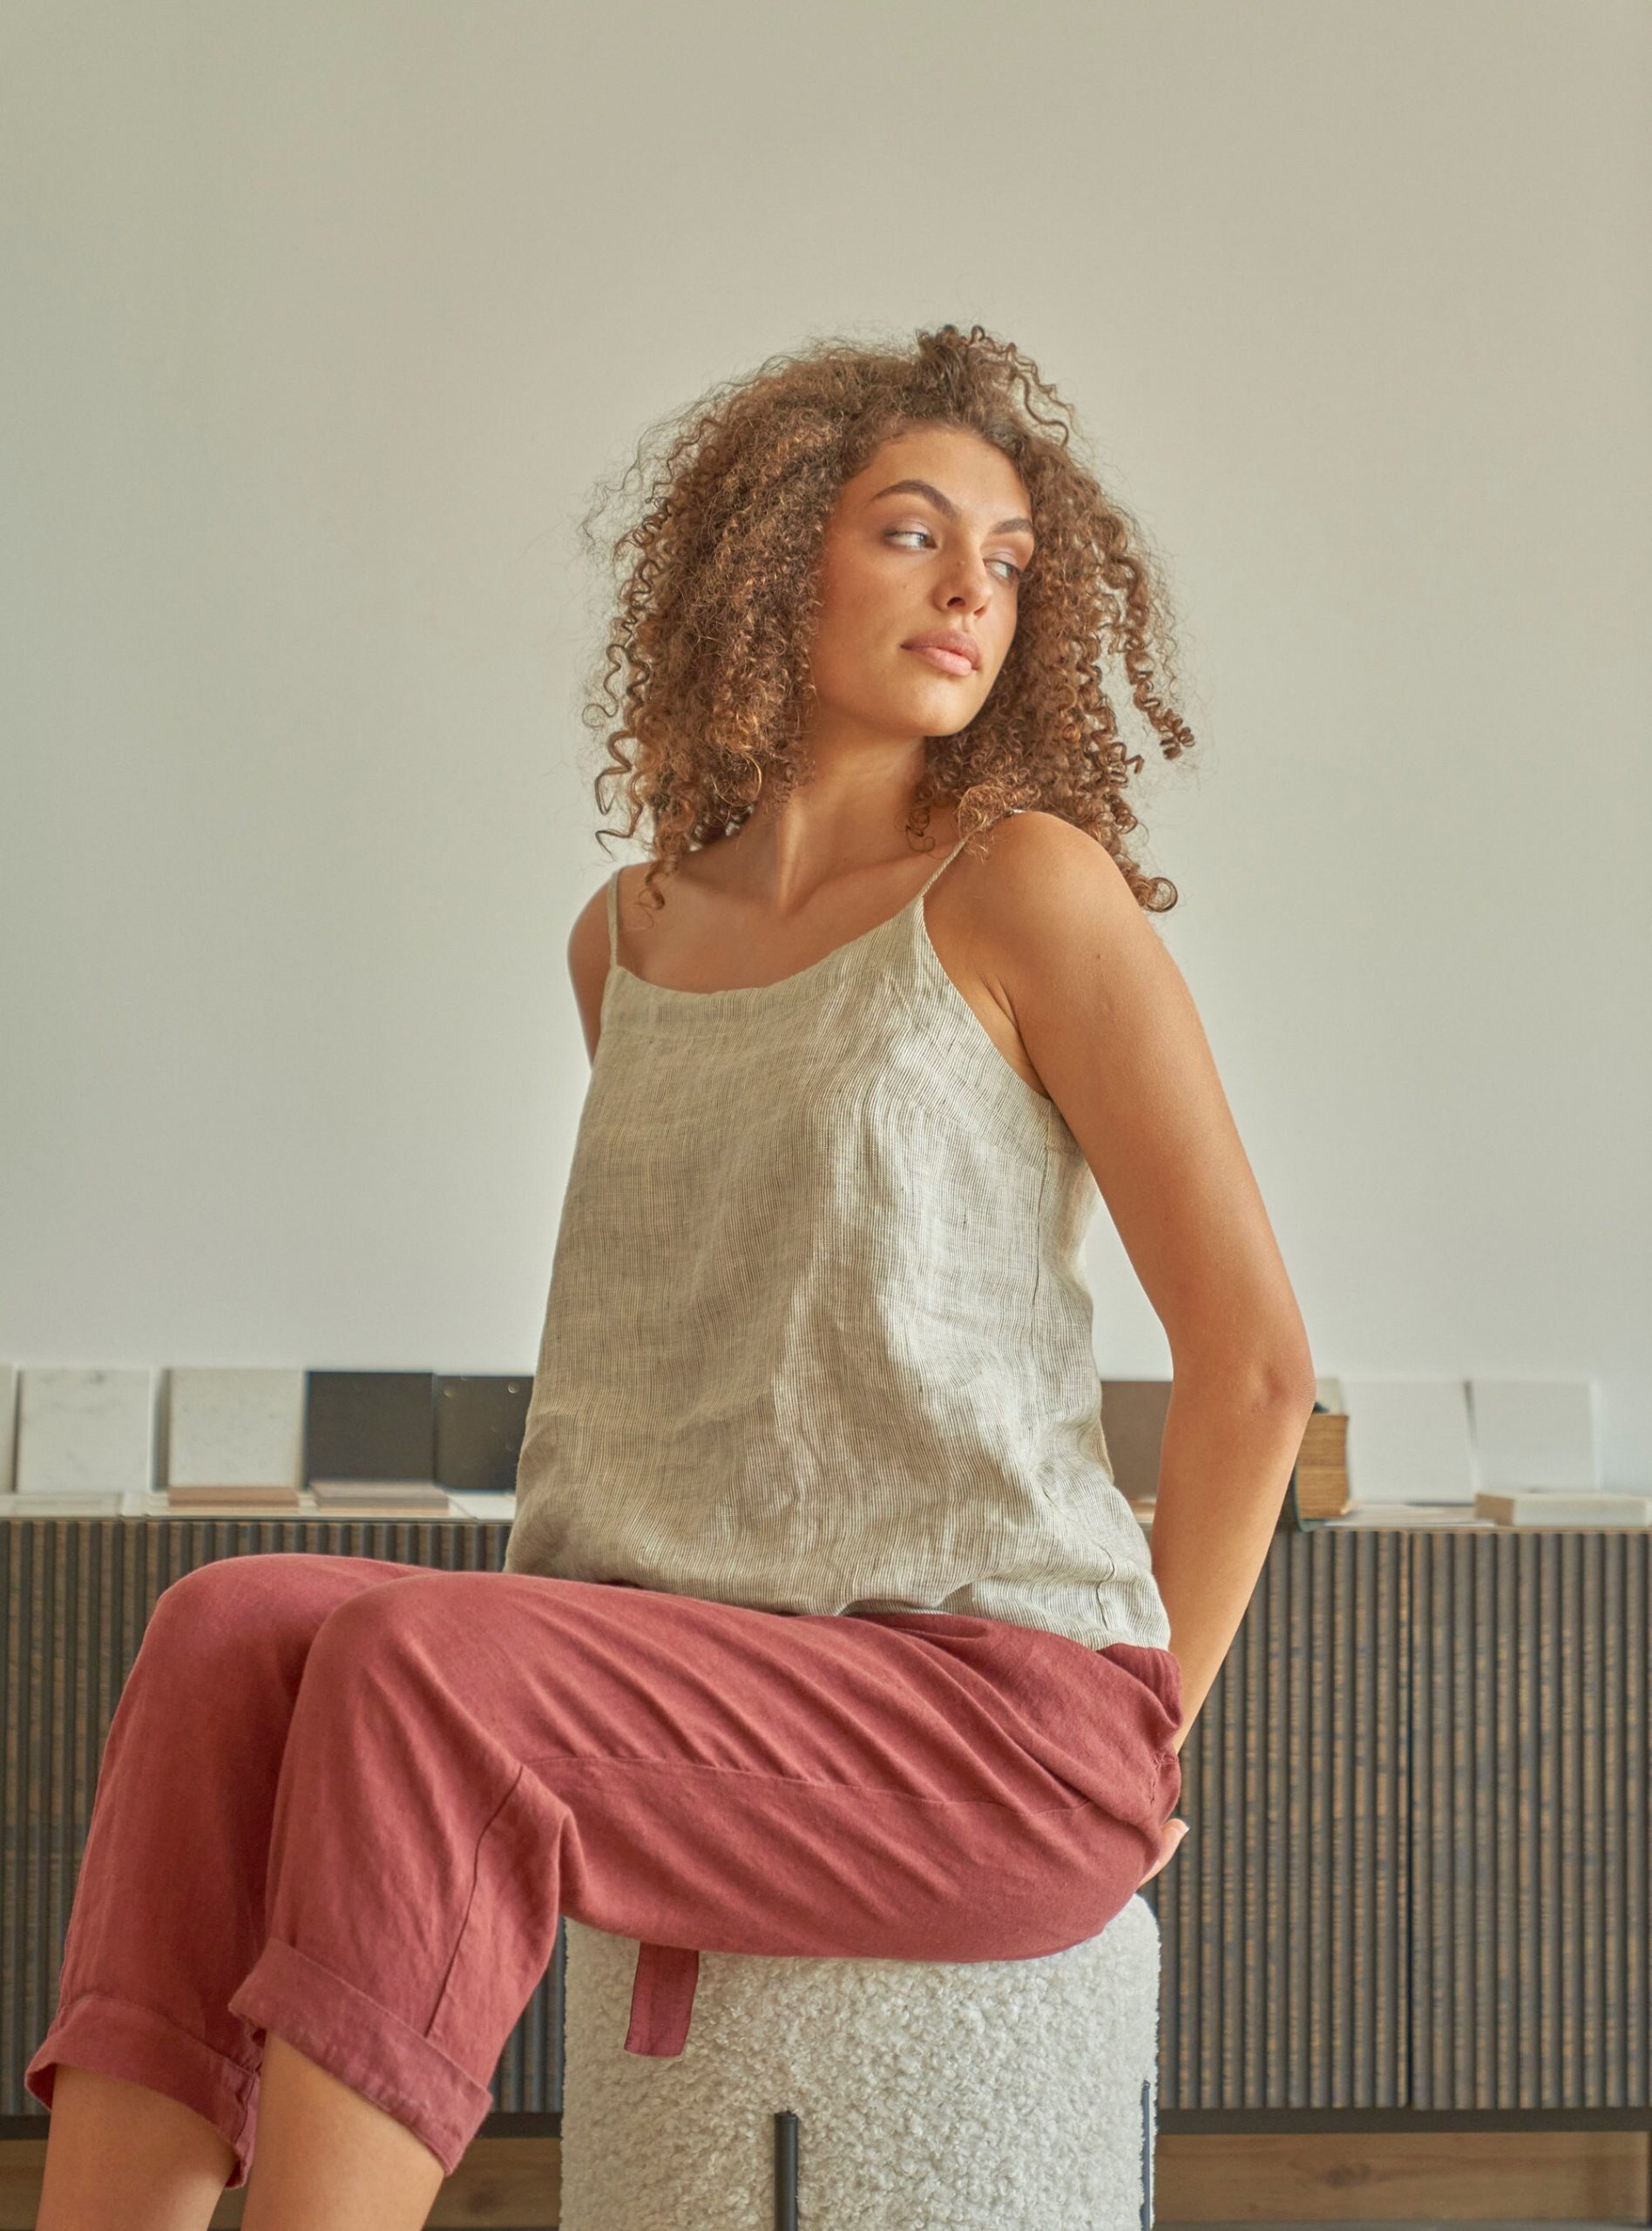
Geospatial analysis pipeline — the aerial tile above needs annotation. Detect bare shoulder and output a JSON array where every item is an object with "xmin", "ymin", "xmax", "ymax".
[
  {"xmin": 935, "ymin": 808, "xmax": 1151, "ymax": 992},
  {"xmin": 911, "ymin": 810, "xmax": 1152, "ymax": 1102},
  {"xmin": 965, "ymin": 806, "xmax": 1138, "ymax": 901}
]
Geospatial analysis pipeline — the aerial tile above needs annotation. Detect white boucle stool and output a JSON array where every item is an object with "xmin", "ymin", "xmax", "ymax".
[{"xmin": 559, "ymin": 1895, "xmax": 1164, "ymax": 2231}]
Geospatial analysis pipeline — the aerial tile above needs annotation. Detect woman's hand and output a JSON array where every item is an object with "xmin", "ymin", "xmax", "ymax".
[{"xmin": 1140, "ymin": 1816, "xmax": 1189, "ymax": 1885}]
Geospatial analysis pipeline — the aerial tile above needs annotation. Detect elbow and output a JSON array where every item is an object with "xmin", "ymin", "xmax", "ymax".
[
  {"xmin": 1252, "ymin": 1347, "xmax": 1320, "ymax": 1413},
  {"xmin": 1268, "ymin": 1360, "xmax": 1320, "ymax": 1416},
  {"xmin": 1172, "ymin": 1344, "xmax": 1318, "ymax": 1414}
]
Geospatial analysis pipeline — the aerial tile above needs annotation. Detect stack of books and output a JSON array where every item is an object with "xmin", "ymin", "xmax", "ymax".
[{"xmin": 1279, "ymin": 1406, "xmax": 1350, "ymax": 1528}]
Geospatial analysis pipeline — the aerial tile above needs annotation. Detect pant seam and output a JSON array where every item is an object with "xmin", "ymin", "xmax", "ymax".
[{"xmin": 423, "ymin": 1757, "xmax": 531, "ymax": 2037}]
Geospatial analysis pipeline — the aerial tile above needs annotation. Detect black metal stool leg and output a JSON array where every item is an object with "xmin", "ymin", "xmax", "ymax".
[{"xmin": 774, "ymin": 2107, "xmax": 800, "ymax": 2228}]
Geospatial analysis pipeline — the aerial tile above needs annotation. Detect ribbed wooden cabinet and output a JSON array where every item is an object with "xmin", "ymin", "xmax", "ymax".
[
  {"xmin": 1158, "ymin": 1522, "xmax": 1648, "ymax": 2112},
  {"xmin": 1, "ymin": 1516, "xmax": 1647, "ymax": 2140}
]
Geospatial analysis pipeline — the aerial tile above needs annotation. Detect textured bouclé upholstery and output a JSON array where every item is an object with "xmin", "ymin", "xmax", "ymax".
[{"xmin": 559, "ymin": 1895, "xmax": 1163, "ymax": 2230}]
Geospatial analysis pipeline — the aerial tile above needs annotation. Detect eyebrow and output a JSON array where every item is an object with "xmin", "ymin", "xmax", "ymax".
[{"xmin": 867, "ymin": 478, "xmax": 1036, "ymax": 540}]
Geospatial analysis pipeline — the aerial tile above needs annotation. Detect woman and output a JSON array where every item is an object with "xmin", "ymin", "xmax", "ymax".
[{"xmin": 27, "ymin": 323, "xmax": 1316, "ymax": 2228}]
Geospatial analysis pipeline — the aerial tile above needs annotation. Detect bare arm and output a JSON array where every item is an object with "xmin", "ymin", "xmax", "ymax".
[
  {"xmin": 976, "ymin": 813, "xmax": 1317, "ymax": 1740},
  {"xmin": 567, "ymin": 877, "xmax": 613, "ymax": 1064}
]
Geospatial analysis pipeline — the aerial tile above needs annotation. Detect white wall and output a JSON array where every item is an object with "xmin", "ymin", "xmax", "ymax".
[{"xmin": 3, "ymin": 1, "xmax": 1648, "ymax": 1482}]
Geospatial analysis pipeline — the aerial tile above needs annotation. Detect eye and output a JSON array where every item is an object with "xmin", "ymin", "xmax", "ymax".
[{"xmin": 884, "ymin": 527, "xmax": 1024, "ymax": 584}]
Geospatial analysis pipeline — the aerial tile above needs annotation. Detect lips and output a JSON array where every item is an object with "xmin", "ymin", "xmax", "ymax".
[{"xmin": 904, "ymin": 641, "xmax": 978, "ymax": 676}]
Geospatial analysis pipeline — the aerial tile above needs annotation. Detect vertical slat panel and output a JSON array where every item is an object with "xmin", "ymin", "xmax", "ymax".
[
  {"xmin": 1561, "ymin": 1533, "xmax": 1581, "ymax": 2102},
  {"xmin": 1154, "ymin": 1529, "xmax": 1408, "ymax": 2108},
  {"xmin": 1493, "ymin": 1530, "xmax": 1517, "ymax": 2104},
  {"xmin": 1407, "ymin": 1529, "xmax": 1651, "ymax": 2107},
  {"xmin": 1540, "ymin": 1535, "xmax": 1562, "ymax": 2100},
  {"xmin": 1393, "ymin": 1522, "xmax": 1412, "ymax": 2107},
  {"xmin": 1518, "ymin": 1530, "xmax": 1541, "ymax": 2106},
  {"xmin": 1344, "ymin": 1533, "xmax": 1364, "ymax": 2110},
  {"xmin": 1308, "ymin": 1529, "xmax": 1332, "ymax": 2102},
  {"xmin": 1200, "ymin": 1577, "xmax": 1222, "ymax": 2102},
  {"xmin": 1159, "ymin": 1524, "xmax": 1650, "ymax": 2112},
  {"xmin": 1453, "ymin": 1534, "xmax": 1476, "ymax": 2106},
  {"xmin": 1263, "ymin": 1535, "xmax": 1286, "ymax": 2099},
  {"xmin": 1292, "ymin": 1532, "xmax": 1317, "ymax": 2100},
  {"xmin": 1597, "ymin": 1529, "xmax": 1621, "ymax": 2099},
  {"xmin": 1359, "ymin": 1520, "xmax": 1405, "ymax": 2107},
  {"xmin": 1583, "ymin": 1529, "xmax": 1608, "ymax": 2102},
  {"xmin": 1614, "ymin": 1535, "xmax": 1641, "ymax": 2106},
  {"xmin": 1329, "ymin": 1529, "xmax": 1353, "ymax": 2102},
  {"xmin": 1, "ymin": 1522, "xmax": 22, "ymax": 2092},
  {"xmin": 1241, "ymin": 1558, "xmax": 1263, "ymax": 2106}
]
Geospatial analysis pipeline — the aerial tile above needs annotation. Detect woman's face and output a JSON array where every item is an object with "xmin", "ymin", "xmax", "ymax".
[{"xmin": 805, "ymin": 424, "xmax": 1035, "ymax": 744}]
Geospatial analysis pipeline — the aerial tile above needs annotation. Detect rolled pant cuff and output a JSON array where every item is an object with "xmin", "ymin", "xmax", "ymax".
[
  {"xmin": 24, "ymin": 1990, "xmax": 260, "ymax": 2190},
  {"xmin": 227, "ymin": 1936, "xmax": 490, "ymax": 2180}
]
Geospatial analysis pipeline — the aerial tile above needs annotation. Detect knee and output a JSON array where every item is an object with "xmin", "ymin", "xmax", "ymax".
[
  {"xmin": 301, "ymin": 1569, "xmax": 465, "ymax": 1683},
  {"xmin": 144, "ymin": 1551, "xmax": 339, "ymax": 1668}
]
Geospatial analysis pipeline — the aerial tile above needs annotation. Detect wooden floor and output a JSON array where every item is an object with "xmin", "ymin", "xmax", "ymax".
[{"xmin": 2, "ymin": 2126, "xmax": 1646, "ymax": 2228}]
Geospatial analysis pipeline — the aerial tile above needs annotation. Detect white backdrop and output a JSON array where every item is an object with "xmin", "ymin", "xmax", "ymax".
[{"xmin": 2, "ymin": 0, "xmax": 1647, "ymax": 1483}]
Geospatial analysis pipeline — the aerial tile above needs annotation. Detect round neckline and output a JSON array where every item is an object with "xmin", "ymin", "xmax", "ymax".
[{"xmin": 610, "ymin": 853, "xmax": 958, "ymax": 1003}]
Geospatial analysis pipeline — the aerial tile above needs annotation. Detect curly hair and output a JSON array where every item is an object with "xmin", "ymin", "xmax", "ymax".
[{"xmin": 574, "ymin": 321, "xmax": 1199, "ymax": 914}]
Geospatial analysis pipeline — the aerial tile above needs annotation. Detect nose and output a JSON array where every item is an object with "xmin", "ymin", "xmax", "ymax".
[{"xmin": 940, "ymin": 555, "xmax": 994, "ymax": 612}]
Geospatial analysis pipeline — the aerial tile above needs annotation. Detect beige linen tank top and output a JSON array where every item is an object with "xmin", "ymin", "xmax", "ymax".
[{"xmin": 504, "ymin": 826, "xmax": 1171, "ymax": 1653}]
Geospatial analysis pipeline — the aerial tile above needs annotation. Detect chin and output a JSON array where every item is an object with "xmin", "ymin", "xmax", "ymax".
[
  {"xmin": 895, "ymin": 676, "xmax": 983, "ymax": 722},
  {"xmin": 913, "ymin": 696, "xmax": 982, "ymax": 736}
]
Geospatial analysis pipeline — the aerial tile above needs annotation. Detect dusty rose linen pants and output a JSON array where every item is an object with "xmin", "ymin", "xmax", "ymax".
[{"xmin": 24, "ymin": 1551, "xmax": 1182, "ymax": 2187}]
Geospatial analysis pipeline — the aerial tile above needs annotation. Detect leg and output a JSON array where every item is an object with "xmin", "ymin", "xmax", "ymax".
[
  {"xmin": 33, "ymin": 2066, "xmax": 236, "ymax": 2231},
  {"xmin": 34, "ymin": 2045, "xmax": 447, "ymax": 2231},
  {"xmin": 237, "ymin": 2031, "xmax": 445, "ymax": 2231},
  {"xmin": 24, "ymin": 1550, "xmax": 436, "ymax": 2198},
  {"xmin": 221, "ymin": 1575, "xmax": 1182, "ymax": 2175}
]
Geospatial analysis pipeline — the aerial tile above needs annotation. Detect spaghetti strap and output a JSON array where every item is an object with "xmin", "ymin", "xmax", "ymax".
[
  {"xmin": 605, "ymin": 869, "xmax": 620, "ymax": 966},
  {"xmin": 915, "ymin": 829, "xmax": 972, "ymax": 902}
]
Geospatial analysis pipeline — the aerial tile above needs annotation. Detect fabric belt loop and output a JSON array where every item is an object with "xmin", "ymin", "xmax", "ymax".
[{"xmin": 624, "ymin": 1939, "xmax": 701, "ymax": 2057}]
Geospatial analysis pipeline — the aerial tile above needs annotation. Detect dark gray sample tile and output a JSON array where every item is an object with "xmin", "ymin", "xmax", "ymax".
[
  {"xmin": 305, "ymin": 1370, "xmax": 437, "ymax": 1485},
  {"xmin": 435, "ymin": 1373, "xmax": 532, "ymax": 1494}
]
